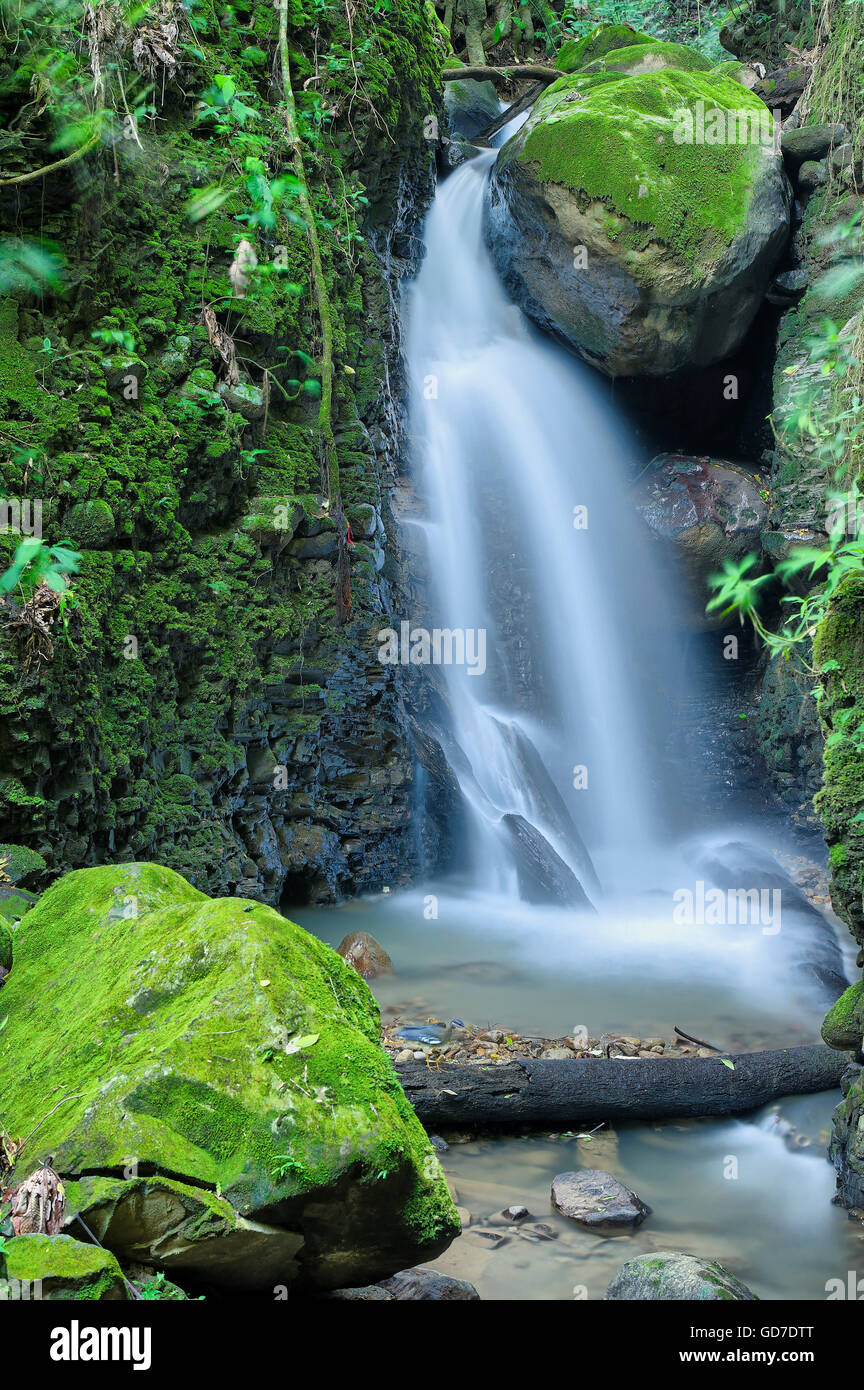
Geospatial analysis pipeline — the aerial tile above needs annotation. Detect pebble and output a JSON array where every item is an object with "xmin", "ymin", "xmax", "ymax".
[
  {"xmin": 502, "ymin": 1206, "xmax": 531, "ymax": 1222},
  {"xmin": 395, "ymin": 1049, "xmax": 413, "ymax": 1064}
]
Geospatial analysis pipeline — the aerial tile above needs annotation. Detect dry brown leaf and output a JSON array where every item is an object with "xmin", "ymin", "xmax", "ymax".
[{"xmin": 10, "ymin": 1165, "xmax": 66, "ymax": 1236}]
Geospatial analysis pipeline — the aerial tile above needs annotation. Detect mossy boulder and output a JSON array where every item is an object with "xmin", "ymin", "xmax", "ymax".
[
  {"xmin": 0, "ymin": 841, "xmax": 46, "ymax": 886},
  {"xmin": 589, "ymin": 41, "xmax": 713, "ymax": 77},
  {"xmin": 822, "ymin": 981, "xmax": 864, "ymax": 1051},
  {"xmin": 64, "ymin": 499, "xmax": 115, "ymax": 550},
  {"xmin": 485, "ymin": 66, "xmax": 790, "ymax": 376},
  {"xmin": 606, "ymin": 1251, "xmax": 758, "ymax": 1300},
  {"xmin": 555, "ymin": 23, "xmax": 654, "ymax": 73},
  {"xmin": 1, "ymin": 863, "xmax": 458, "ymax": 1290},
  {"xmin": 0, "ymin": 1233, "xmax": 127, "ymax": 1300}
]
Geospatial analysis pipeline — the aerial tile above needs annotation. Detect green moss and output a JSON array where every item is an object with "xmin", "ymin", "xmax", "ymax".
[
  {"xmin": 813, "ymin": 575, "xmax": 864, "ymax": 947},
  {"xmin": 0, "ymin": 842, "xmax": 46, "ymax": 885},
  {"xmin": 2, "ymin": 863, "xmax": 458, "ymax": 1254},
  {"xmin": 0, "ymin": 1233, "xmax": 127, "ymax": 1300},
  {"xmin": 0, "ymin": 0, "xmax": 442, "ymax": 905},
  {"xmin": 0, "ymin": 917, "xmax": 11, "ymax": 969},
  {"xmin": 65, "ymin": 498, "xmax": 115, "ymax": 550},
  {"xmin": 504, "ymin": 67, "xmax": 778, "ymax": 264},
  {"xmin": 594, "ymin": 41, "xmax": 713, "ymax": 75},
  {"xmin": 822, "ymin": 981, "xmax": 864, "ymax": 1049},
  {"xmin": 555, "ymin": 23, "xmax": 655, "ymax": 73}
]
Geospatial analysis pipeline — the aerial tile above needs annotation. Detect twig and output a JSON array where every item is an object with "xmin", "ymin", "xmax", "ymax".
[
  {"xmin": 0, "ymin": 135, "xmax": 99, "ymax": 186},
  {"xmin": 674, "ymin": 1026, "xmax": 721, "ymax": 1052}
]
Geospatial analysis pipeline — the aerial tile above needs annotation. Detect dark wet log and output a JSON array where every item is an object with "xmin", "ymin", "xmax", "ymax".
[
  {"xmin": 398, "ymin": 1046, "xmax": 849, "ymax": 1129},
  {"xmin": 471, "ymin": 83, "xmax": 545, "ymax": 142},
  {"xmin": 442, "ymin": 64, "xmax": 560, "ymax": 87}
]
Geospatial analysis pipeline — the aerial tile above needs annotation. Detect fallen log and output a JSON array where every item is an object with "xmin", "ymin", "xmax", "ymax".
[
  {"xmin": 397, "ymin": 1045, "xmax": 849, "ymax": 1129},
  {"xmin": 442, "ymin": 64, "xmax": 560, "ymax": 88},
  {"xmin": 470, "ymin": 82, "xmax": 544, "ymax": 143}
]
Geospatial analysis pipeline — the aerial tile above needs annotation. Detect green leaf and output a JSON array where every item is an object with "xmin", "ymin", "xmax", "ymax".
[
  {"xmin": 719, "ymin": 1058, "xmax": 735, "ymax": 1071},
  {"xmin": 283, "ymin": 1032, "xmax": 320, "ymax": 1055}
]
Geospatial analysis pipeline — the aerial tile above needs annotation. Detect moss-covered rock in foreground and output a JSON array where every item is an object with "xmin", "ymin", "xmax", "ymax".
[
  {"xmin": 605, "ymin": 1251, "xmax": 758, "ymax": 1300},
  {"xmin": 0, "ymin": 1234, "xmax": 127, "ymax": 1300},
  {"xmin": 1, "ymin": 863, "xmax": 458, "ymax": 1289},
  {"xmin": 485, "ymin": 65, "xmax": 790, "ymax": 376}
]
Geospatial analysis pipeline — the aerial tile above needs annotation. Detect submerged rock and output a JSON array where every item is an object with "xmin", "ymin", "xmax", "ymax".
[
  {"xmin": 551, "ymin": 1169, "xmax": 651, "ymax": 1229},
  {"xmin": 337, "ymin": 930, "xmax": 393, "ymax": 981},
  {"xmin": 1, "ymin": 863, "xmax": 458, "ymax": 1290},
  {"xmin": 606, "ymin": 1251, "xmax": 758, "ymax": 1300},
  {"xmin": 485, "ymin": 66, "xmax": 790, "ymax": 376},
  {"xmin": 377, "ymin": 1266, "xmax": 481, "ymax": 1300}
]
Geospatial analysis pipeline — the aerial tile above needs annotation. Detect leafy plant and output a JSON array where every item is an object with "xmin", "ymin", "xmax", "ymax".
[{"xmin": 0, "ymin": 537, "xmax": 80, "ymax": 600}]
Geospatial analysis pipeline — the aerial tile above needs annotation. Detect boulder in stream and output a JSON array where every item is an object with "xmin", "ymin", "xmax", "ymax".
[
  {"xmin": 337, "ymin": 930, "xmax": 393, "ymax": 980},
  {"xmin": 485, "ymin": 64, "xmax": 790, "ymax": 376},
  {"xmin": 606, "ymin": 1251, "xmax": 758, "ymax": 1299},
  {"xmin": 551, "ymin": 1169, "xmax": 651, "ymax": 1229},
  {"xmin": 0, "ymin": 863, "xmax": 458, "ymax": 1291},
  {"xmin": 443, "ymin": 78, "xmax": 500, "ymax": 139},
  {"xmin": 501, "ymin": 813, "xmax": 595, "ymax": 909}
]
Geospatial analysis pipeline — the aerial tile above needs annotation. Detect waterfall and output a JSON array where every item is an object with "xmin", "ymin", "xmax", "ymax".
[{"xmin": 403, "ymin": 144, "xmax": 687, "ymax": 902}]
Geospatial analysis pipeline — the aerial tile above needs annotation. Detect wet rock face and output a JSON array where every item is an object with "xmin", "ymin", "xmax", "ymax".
[
  {"xmin": 0, "ymin": 2, "xmax": 444, "ymax": 911},
  {"xmin": 485, "ymin": 64, "xmax": 790, "ymax": 377},
  {"xmin": 606, "ymin": 1251, "xmax": 758, "ymax": 1300},
  {"xmin": 830, "ymin": 1064, "xmax": 864, "ymax": 1210},
  {"xmin": 443, "ymin": 78, "xmax": 500, "ymax": 138},
  {"xmin": 2, "ymin": 864, "xmax": 459, "ymax": 1291},
  {"xmin": 551, "ymin": 1170, "xmax": 651, "ymax": 1229},
  {"xmin": 633, "ymin": 454, "xmax": 768, "ymax": 628}
]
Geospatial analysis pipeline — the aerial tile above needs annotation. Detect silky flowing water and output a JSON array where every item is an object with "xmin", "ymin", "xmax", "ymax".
[
  {"xmin": 422, "ymin": 1095, "xmax": 863, "ymax": 1301},
  {"xmin": 298, "ymin": 119, "xmax": 858, "ymax": 1300}
]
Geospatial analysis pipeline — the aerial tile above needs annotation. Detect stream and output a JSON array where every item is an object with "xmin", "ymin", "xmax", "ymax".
[{"xmin": 300, "ymin": 116, "xmax": 856, "ymax": 1300}]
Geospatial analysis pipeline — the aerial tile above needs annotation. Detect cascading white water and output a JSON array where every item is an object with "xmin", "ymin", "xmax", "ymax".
[{"xmin": 404, "ymin": 143, "xmax": 687, "ymax": 899}]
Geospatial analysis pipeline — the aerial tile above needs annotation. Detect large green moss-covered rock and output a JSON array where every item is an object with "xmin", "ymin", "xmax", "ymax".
[
  {"xmin": 0, "ymin": 1233, "xmax": 127, "ymax": 1300},
  {"xmin": 485, "ymin": 66, "xmax": 790, "ymax": 376},
  {"xmin": 0, "ymin": 863, "xmax": 458, "ymax": 1289}
]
